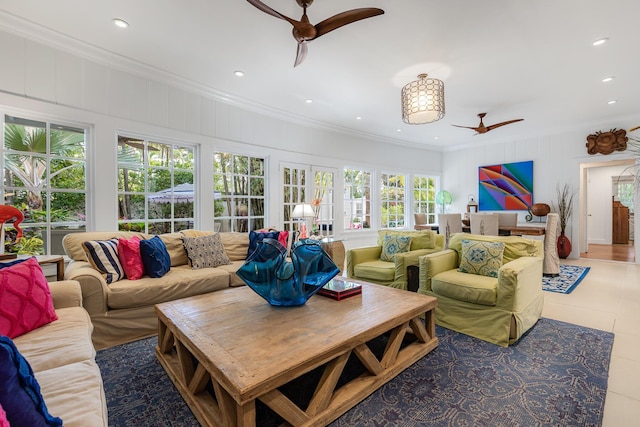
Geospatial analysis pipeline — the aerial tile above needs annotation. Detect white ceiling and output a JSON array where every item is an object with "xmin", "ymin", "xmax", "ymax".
[{"xmin": 1, "ymin": 0, "xmax": 639, "ymax": 150}]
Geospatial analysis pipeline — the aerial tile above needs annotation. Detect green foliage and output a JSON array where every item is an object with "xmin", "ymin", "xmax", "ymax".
[
  {"xmin": 4, "ymin": 123, "xmax": 85, "ymax": 210},
  {"xmin": 6, "ymin": 235, "xmax": 44, "ymax": 255}
]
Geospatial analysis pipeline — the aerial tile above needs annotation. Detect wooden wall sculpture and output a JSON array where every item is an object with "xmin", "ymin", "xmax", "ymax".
[{"xmin": 585, "ymin": 128, "xmax": 628, "ymax": 155}]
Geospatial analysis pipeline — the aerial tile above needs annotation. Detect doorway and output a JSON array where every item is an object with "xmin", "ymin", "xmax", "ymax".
[{"xmin": 580, "ymin": 159, "xmax": 636, "ymax": 263}]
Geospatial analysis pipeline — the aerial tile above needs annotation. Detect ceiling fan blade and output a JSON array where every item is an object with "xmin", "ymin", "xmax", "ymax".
[
  {"xmin": 314, "ymin": 8, "xmax": 384, "ymax": 38},
  {"xmin": 294, "ymin": 42, "xmax": 308, "ymax": 67},
  {"xmin": 246, "ymin": 0, "xmax": 298, "ymax": 25},
  {"xmin": 451, "ymin": 124, "xmax": 481, "ymax": 130},
  {"xmin": 485, "ymin": 119, "xmax": 524, "ymax": 132}
]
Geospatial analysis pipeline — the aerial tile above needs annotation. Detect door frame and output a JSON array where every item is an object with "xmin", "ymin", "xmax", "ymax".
[{"xmin": 580, "ymin": 158, "xmax": 635, "ymax": 259}]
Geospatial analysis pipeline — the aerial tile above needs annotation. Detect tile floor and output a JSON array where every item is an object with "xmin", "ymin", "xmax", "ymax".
[{"xmin": 542, "ymin": 258, "xmax": 640, "ymax": 426}]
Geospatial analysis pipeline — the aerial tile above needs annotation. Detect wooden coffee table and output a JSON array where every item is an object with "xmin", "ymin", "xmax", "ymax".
[{"xmin": 155, "ymin": 282, "xmax": 438, "ymax": 427}]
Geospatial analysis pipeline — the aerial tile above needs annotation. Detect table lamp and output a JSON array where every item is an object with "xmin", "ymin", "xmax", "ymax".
[{"xmin": 292, "ymin": 203, "xmax": 315, "ymax": 239}]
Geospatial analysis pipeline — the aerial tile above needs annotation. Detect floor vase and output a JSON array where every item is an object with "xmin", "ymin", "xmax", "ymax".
[{"xmin": 557, "ymin": 231, "xmax": 572, "ymax": 259}]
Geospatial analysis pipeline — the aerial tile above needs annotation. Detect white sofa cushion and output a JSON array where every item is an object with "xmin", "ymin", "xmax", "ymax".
[
  {"xmin": 14, "ymin": 306, "xmax": 94, "ymax": 372},
  {"xmin": 36, "ymin": 360, "xmax": 107, "ymax": 427}
]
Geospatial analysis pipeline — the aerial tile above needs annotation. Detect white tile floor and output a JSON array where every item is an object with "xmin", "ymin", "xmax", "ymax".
[{"xmin": 542, "ymin": 258, "xmax": 640, "ymax": 426}]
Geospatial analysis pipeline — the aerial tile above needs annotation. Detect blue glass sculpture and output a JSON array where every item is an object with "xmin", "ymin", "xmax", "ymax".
[{"xmin": 237, "ymin": 238, "xmax": 339, "ymax": 306}]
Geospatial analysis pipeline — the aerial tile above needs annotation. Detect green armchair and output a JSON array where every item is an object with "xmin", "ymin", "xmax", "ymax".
[
  {"xmin": 418, "ymin": 233, "xmax": 544, "ymax": 346},
  {"xmin": 347, "ymin": 230, "xmax": 444, "ymax": 290}
]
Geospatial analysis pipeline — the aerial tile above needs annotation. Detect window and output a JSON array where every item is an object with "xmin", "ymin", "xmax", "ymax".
[
  {"xmin": 381, "ymin": 173, "xmax": 405, "ymax": 228},
  {"xmin": 214, "ymin": 153, "xmax": 265, "ymax": 232},
  {"xmin": 118, "ymin": 135, "xmax": 196, "ymax": 234},
  {"xmin": 312, "ymin": 168, "xmax": 336, "ymax": 237},
  {"xmin": 282, "ymin": 164, "xmax": 307, "ymax": 233},
  {"xmin": 616, "ymin": 176, "xmax": 635, "ymax": 213},
  {"xmin": 343, "ymin": 168, "xmax": 371, "ymax": 230},
  {"xmin": 2, "ymin": 114, "xmax": 88, "ymax": 255},
  {"xmin": 414, "ymin": 175, "xmax": 437, "ymax": 224}
]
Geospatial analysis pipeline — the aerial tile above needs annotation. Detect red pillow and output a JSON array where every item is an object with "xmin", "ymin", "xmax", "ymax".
[
  {"xmin": 277, "ymin": 230, "xmax": 289, "ymax": 248},
  {"xmin": 0, "ymin": 257, "xmax": 58, "ymax": 339},
  {"xmin": 118, "ymin": 236, "xmax": 144, "ymax": 280}
]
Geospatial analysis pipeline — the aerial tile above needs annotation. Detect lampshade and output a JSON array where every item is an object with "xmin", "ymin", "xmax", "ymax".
[
  {"xmin": 292, "ymin": 203, "xmax": 315, "ymax": 219},
  {"xmin": 401, "ymin": 73, "xmax": 445, "ymax": 124}
]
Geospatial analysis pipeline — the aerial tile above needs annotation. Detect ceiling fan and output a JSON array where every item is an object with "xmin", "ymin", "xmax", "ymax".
[
  {"xmin": 246, "ymin": 0, "xmax": 384, "ymax": 67},
  {"xmin": 452, "ymin": 113, "xmax": 524, "ymax": 134}
]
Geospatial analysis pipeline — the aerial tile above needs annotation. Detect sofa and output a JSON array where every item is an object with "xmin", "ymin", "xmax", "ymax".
[
  {"xmin": 63, "ymin": 230, "xmax": 250, "ymax": 349},
  {"xmin": 418, "ymin": 233, "xmax": 544, "ymax": 346},
  {"xmin": 12, "ymin": 279, "xmax": 108, "ymax": 426},
  {"xmin": 346, "ymin": 229, "xmax": 445, "ymax": 290}
]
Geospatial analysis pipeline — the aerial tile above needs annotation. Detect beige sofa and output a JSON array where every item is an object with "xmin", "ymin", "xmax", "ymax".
[
  {"xmin": 13, "ymin": 280, "xmax": 107, "ymax": 426},
  {"xmin": 63, "ymin": 230, "xmax": 250, "ymax": 349}
]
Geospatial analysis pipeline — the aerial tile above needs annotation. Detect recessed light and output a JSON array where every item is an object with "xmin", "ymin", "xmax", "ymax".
[
  {"xmin": 434, "ymin": 136, "xmax": 439, "ymax": 140},
  {"xmin": 602, "ymin": 76, "xmax": 615, "ymax": 83},
  {"xmin": 592, "ymin": 38, "xmax": 608, "ymax": 46},
  {"xmin": 234, "ymin": 70, "xmax": 244, "ymax": 77},
  {"xmin": 608, "ymin": 100, "xmax": 617, "ymax": 105},
  {"xmin": 355, "ymin": 116, "xmax": 362, "ymax": 120},
  {"xmin": 305, "ymin": 99, "xmax": 313, "ymax": 104},
  {"xmin": 113, "ymin": 18, "xmax": 129, "ymax": 29},
  {"xmin": 396, "ymin": 129, "xmax": 402, "ymax": 132}
]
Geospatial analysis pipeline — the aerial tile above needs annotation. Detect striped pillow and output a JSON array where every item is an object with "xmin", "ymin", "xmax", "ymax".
[{"xmin": 82, "ymin": 239, "xmax": 124, "ymax": 284}]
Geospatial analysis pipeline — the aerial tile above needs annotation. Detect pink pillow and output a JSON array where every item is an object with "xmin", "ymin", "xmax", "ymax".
[
  {"xmin": 118, "ymin": 236, "xmax": 144, "ymax": 280},
  {"xmin": 277, "ymin": 230, "xmax": 289, "ymax": 248},
  {"xmin": 0, "ymin": 257, "xmax": 58, "ymax": 339},
  {"xmin": 0, "ymin": 403, "xmax": 9, "ymax": 427}
]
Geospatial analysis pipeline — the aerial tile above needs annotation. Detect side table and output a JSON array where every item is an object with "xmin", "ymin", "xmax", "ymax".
[
  {"xmin": 317, "ymin": 238, "xmax": 345, "ymax": 275},
  {"xmin": 0, "ymin": 255, "xmax": 66, "ymax": 281}
]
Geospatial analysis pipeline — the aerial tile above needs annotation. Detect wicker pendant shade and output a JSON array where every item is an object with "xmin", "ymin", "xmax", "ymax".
[{"xmin": 401, "ymin": 73, "xmax": 445, "ymax": 124}]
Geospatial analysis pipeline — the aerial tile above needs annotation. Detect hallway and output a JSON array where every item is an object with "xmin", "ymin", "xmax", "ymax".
[{"xmin": 580, "ymin": 243, "xmax": 635, "ymax": 263}]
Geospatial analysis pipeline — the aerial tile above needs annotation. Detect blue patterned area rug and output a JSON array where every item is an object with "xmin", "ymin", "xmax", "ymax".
[
  {"xmin": 96, "ymin": 318, "xmax": 612, "ymax": 427},
  {"xmin": 543, "ymin": 264, "xmax": 591, "ymax": 294}
]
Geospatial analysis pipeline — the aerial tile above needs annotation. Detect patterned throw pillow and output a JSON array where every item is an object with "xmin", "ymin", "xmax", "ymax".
[
  {"xmin": 0, "ymin": 335, "xmax": 63, "ymax": 426},
  {"xmin": 0, "ymin": 257, "xmax": 58, "ymax": 339},
  {"xmin": 118, "ymin": 236, "xmax": 144, "ymax": 280},
  {"xmin": 380, "ymin": 234, "xmax": 412, "ymax": 262},
  {"xmin": 182, "ymin": 233, "xmax": 231, "ymax": 269},
  {"xmin": 139, "ymin": 236, "xmax": 171, "ymax": 278},
  {"xmin": 82, "ymin": 238, "xmax": 125, "ymax": 284},
  {"xmin": 458, "ymin": 239, "xmax": 505, "ymax": 278}
]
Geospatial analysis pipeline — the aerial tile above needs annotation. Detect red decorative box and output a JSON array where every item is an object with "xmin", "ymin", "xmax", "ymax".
[{"xmin": 318, "ymin": 278, "xmax": 362, "ymax": 300}]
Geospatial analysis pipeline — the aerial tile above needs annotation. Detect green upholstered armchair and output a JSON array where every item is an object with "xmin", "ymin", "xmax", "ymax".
[
  {"xmin": 418, "ymin": 233, "xmax": 543, "ymax": 347},
  {"xmin": 346, "ymin": 230, "xmax": 444, "ymax": 290}
]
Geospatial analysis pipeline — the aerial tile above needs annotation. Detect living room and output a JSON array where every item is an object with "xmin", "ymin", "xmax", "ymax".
[{"xmin": 1, "ymin": 1, "xmax": 639, "ymax": 426}]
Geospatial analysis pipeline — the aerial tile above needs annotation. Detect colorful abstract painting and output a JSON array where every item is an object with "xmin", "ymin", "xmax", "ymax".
[{"xmin": 479, "ymin": 160, "xmax": 533, "ymax": 210}]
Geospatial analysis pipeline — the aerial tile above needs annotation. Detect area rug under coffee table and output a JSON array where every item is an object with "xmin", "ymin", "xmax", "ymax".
[{"xmin": 97, "ymin": 317, "xmax": 613, "ymax": 427}]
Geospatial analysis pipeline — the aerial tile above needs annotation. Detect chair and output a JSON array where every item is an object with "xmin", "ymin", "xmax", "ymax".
[
  {"xmin": 470, "ymin": 213, "xmax": 499, "ymax": 235},
  {"xmin": 543, "ymin": 213, "xmax": 560, "ymax": 276},
  {"xmin": 414, "ymin": 213, "xmax": 431, "ymax": 230},
  {"xmin": 497, "ymin": 212, "xmax": 518, "ymax": 227},
  {"xmin": 437, "ymin": 213, "xmax": 463, "ymax": 247},
  {"xmin": 346, "ymin": 229, "xmax": 445, "ymax": 291},
  {"xmin": 418, "ymin": 233, "xmax": 544, "ymax": 346}
]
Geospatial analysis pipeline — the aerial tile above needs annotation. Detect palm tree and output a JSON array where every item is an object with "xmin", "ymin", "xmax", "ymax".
[{"xmin": 4, "ymin": 124, "xmax": 83, "ymax": 210}]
